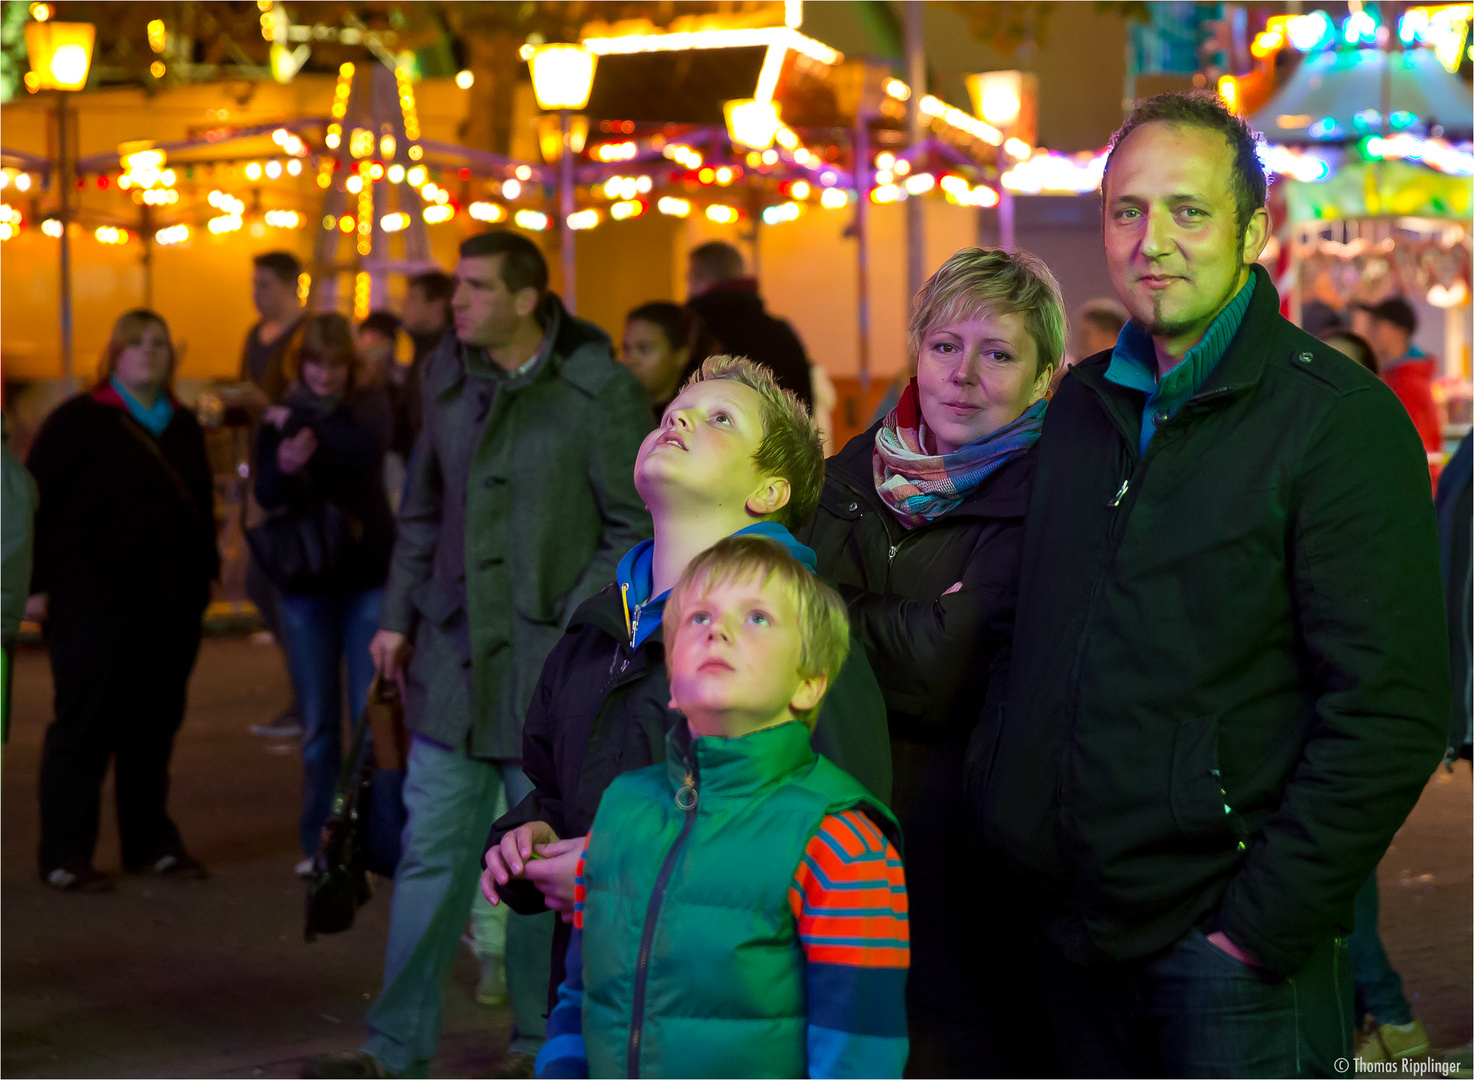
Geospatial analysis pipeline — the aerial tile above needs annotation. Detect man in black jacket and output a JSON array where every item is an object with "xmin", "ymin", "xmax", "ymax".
[
  {"xmin": 685, "ymin": 241, "xmax": 814, "ymax": 409},
  {"xmin": 970, "ymin": 92, "xmax": 1450, "ymax": 1077}
]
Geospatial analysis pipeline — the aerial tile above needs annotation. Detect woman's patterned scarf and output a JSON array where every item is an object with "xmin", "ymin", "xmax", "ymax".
[{"xmin": 872, "ymin": 379, "xmax": 1046, "ymax": 529}]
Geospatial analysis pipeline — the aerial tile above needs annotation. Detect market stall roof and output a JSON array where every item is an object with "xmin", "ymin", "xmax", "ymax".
[{"xmin": 1250, "ymin": 46, "xmax": 1474, "ymax": 143}]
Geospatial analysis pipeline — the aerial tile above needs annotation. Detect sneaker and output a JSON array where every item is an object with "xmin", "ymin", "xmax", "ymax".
[
  {"xmin": 300, "ymin": 1050, "xmax": 395, "ymax": 1078},
  {"xmin": 42, "ymin": 865, "xmax": 114, "ymax": 892},
  {"xmin": 475, "ymin": 956, "xmax": 507, "ymax": 1007},
  {"xmin": 295, "ymin": 857, "xmax": 317, "ymax": 879},
  {"xmin": 1377, "ymin": 1019, "xmax": 1430, "ymax": 1060},
  {"xmin": 151, "ymin": 852, "xmax": 209, "ymax": 879},
  {"xmin": 250, "ymin": 707, "xmax": 303, "ymax": 738}
]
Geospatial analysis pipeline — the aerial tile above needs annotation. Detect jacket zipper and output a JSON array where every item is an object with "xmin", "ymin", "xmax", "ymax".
[{"xmin": 627, "ymin": 762, "xmax": 700, "ymax": 1077}]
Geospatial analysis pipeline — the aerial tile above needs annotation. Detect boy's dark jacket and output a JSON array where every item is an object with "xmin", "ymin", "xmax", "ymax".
[
  {"xmin": 969, "ymin": 265, "xmax": 1450, "ymax": 977},
  {"xmin": 491, "ymin": 524, "xmax": 892, "ymax": 996}
]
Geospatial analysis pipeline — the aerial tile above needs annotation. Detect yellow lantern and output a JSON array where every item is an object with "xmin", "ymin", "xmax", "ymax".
[
  {"xmin": 25, "ymin": 20, "xmax": 95, "ymax": 91},
  {"xmin": 528, "ymin": 44, "xmax": 597, "ymax": 111},
  {"xmin": 724, "ymin": 99, "xmax": 782, "ymax": 151}
]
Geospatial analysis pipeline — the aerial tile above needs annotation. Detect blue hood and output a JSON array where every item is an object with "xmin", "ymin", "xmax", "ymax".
[{"xmin": 614, "ymin": 522, "xmax": 818, "ymax": 648}]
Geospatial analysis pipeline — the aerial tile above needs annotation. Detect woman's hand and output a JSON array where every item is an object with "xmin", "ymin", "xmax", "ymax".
[
  {"xmin": 524, "ymin": 837, "xmax": 586, "ymax": 921},
  {"xmin": 276, "ymin": 427, "xmax": 318, "ymax": 474},
  {"xmin": 481, "ymin": 820, "xmax": 561, "ymax": 904}
]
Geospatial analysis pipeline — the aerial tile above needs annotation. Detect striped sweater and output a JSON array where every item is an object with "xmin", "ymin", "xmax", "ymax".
[{"xmin": 537, "ymin": 809, "xmax": 910, "ymax": 1078}]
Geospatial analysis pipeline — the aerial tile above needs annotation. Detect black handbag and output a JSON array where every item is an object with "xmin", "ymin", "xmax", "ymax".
[
  {"xmin": 305, "ymin": 678, "xmax": 408, "ymax": 940},
  {"xmin": 246, "ymin": 496, "xmax": 362, "ymax": 592}
]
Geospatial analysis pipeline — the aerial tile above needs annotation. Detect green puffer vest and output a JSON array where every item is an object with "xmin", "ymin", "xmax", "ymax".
[{"xmin": 582, "ymin": 719, "xmax": 900, "ymax": 1079}]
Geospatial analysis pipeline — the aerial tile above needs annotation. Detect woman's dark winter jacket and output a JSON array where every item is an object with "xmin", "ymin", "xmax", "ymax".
[
  {"xmin": 801, "ymin": 421, "xmax": 1037, "ymax": 1068},
  {"xmin": 971, "ymin": 266, "xmax": 1450, "ymax": 978},
  {"xmin": 253, "ymin": 387, "xmax": 395, "ymax": 596},
  {"xmin": 490, "ymin": 571, "xmax": 893, "ymax": 1005},
  {"xmin": 27, "ymin": 387, "xmax": 218, "ymax": 617}
]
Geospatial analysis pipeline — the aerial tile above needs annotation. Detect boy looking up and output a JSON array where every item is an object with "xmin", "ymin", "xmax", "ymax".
[
  {"xmin": 537, "ymin": 536, "xmax": 909, "ymax": 1079},
  {"xmin": 482, "ymin": 356, "xmax": 891, "ymax": 1004}
]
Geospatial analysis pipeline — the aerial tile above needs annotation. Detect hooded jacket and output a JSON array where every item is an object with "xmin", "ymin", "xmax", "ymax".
[{"xmin": 491, "ymin": 522, "xmax": 893, "ymax": 1000}]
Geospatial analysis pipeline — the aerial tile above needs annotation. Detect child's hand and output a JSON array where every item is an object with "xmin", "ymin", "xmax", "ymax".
[
  {"xmin": 524, "ymin": 836, "xmax": 586, "ymax": 914},
  {"xmin": 481, "ymin": 821, "xmax": 560, "ymax": 906}
]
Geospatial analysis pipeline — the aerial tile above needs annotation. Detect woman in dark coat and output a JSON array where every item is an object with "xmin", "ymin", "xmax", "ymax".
[
  {"xmin": 802, "ymin": 248, "xmax": 1065, "ymax": 1077},
  {"xmin": 28, "ymin": 309, "xmax": 219, "ymax": 891},
  {"xmin": 252, "ymin": 314, "xmax": 394, "ymax": 874}
]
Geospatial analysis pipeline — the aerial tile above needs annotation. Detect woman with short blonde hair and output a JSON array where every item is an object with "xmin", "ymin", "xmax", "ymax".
[{"xmin": 802, "ymin": 246, "xmax": 1064, "ymax": 1074}]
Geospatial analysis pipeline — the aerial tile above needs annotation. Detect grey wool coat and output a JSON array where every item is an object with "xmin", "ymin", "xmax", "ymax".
[{"xmin": 380, "ymin": 297, "xmax": 654, "ymax": 759}]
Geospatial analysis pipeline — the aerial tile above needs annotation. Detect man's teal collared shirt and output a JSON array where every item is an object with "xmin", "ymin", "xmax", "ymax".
[{"xmin": 1105, "ymin": 274, "xmax": 1256, "ymax": 454}]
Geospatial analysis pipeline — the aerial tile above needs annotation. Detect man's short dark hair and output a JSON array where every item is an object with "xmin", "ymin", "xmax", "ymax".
[
  {"xmin": 253, "ymin": 251, "xmax": 302, "ymax": 286},
  {"xmin": 360, "ymin": 310, "xmax": 401, "ymax": 340},
  {"xmin": 688, "ymin": 241, "xmax": 746, "ymax": 283},
  {"xmin": 408, "ymin": 270, "xmax": 454, "ymax": 305},
  {"xmin": 1368, "ymin": 297, "xmax": 1418, "ymax": 336},
  {"xmin": 459, "ymin": 231, "xmax": 548, "ymax": 297},
  {"xmin": 1103, "ymin": 90, "xmax": 1268, "ymax": 243}
]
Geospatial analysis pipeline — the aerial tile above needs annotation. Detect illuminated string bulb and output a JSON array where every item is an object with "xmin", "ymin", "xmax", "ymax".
[
  {"xmin": 515, "ymin": 165, "xmax": 532, "ymax": 181},
  {"xmin": 423, "ymin": 204, "xmax": 455, "ymax": 224},
  {"xmin": 819, "ymin": 187, "xmax": 850, "ymax": 209},
  {"xmin": 297, "ymin": 272, "xmax": 310, "ymax": 303},
  {"xmin": 406, "ymin": 165, "xmax": 427, "ymax": 187},
  {"xmin": 502, "ymin": 179, "xmax": 522, "ymax": 200},
  {"xmin": 387, "ymin": 164, "xmax": 405, "ymax": 183},
  {"xmin": 338, "ymin": 215, "xmax": 355, "ymax": 233},
  {"xmin": 147, "ymin": 19, "xmax": 167, "ymax": 53},
  {"xmin": 207, "ymin": 214, "xmax": 243, "ymax": 233},
  {"xmin": 705, "ymin": 204, "xmax": 738, "ymax": 224},
  {"xmin": 610, "ymin": 200, "xmax": 643, "ymax": 221},
  {"xmin": 367, "ymin": 162, "xmax": 384, "ymax": 181},
  {"xmin": 469, "ymin": 202, "xmax": 507, "ymax": 223},
  {"xmin": 656, "ymin": 196, "xmax": 690, "ymax": 217},
  {"xmin": 663, "ymin": 144, "xmax": 702, "ymax": 168},
  {"xmin": 357, "ymin": 186, "xmax": 374, "ymax": 255},
  {"xmin": 380, "ymin": 211, "xmax": 410, "ymax": 232},
  {"xmin": 325, "ymin": 123, "xmax": 342, "ymax": 150},
  {"xmin": 346, "ymin": 175, "xmax": 363, "ymax": 194},
  {"xmin": 593, "ymin": 141, "xmax": 638, "ymax": 162},
  {"xmin": 207, "ymin": 190, "xmax": 245, "ymax": 215},
  {"xmin": 791, "ymin": 180, "xmax": 810, "ymax": 199},
  {"xmin": 141, "ymin": 188, "xmax": 179, "ymax": 205},
  {"xmin": 380, "ymin": 134, "xmax": 396, "ymax": 159},
  {"xmin": 567, "ymin": 209, "xmax": 600, "ymax": 230},
  {"xmin": 264, "ymin": 210, "xmax": 301, "ymax": 228},
  {"xmin": 42, "ymin": 218, "xmax": 63, "ymax": 238},
  {"xmin": 761, "ymin": 201, "xmax": 801, "ymax": 225},
  {"xmin": 395, "ymin": 65, "xmax": 421, "ymax": 141},
  {"xmin": 155, "ymin": 223, "xmax": 190, "ymax": 245},
  {"xmin": 354, "ymin": 272, "xmax": 371, "ymax": 320},
  {"xmin": 287, "ymin": 159, "xmax": 302, "ymax": 176},
  {"xmin": 350, "ymin": 129, "xmax": 375, "ymax": 159},
  {"xmin": 245, "ymin": 162, "xmax": 263, "ymax": 181},
  {"xmin": 0, "ymin": 203, "xmax": 20, "ymax": 240},
  {"xmin": 513, "ymin": 208, "xmax": 549, "ymax": 231}
]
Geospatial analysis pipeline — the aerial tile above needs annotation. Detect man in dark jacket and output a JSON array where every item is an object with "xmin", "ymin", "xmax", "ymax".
[
  {"xmin": 970, "ymin": 92, "xmax": 1450, "ymax": 1077},
  {"xmin": 685, "ymin": 241, "xmax": 814, "ymax": 409},
  {"xmin": 481, "ymin": 357, "xmax": 891, "ymax": 1007},
  {"xmin": 305, "ymin": 232, "xmax": 653, "ymax": 1079}
]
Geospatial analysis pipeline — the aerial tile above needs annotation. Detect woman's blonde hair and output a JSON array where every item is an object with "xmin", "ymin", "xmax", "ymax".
[
  {"xmin": 95, "ymin": 309, "xmax": 176, "ymax": 390},
  {"xmin": 908, "ymin": 247, "xmax": 1067, "ymax": 378},
  {"xmin": 664, "ymin": 534, "xmax": 850, "ymax": 728}
]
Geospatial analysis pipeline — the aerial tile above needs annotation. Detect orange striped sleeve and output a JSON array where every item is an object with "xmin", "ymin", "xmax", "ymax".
[{"xmin": 789, "ymin": 810, "xmax": 909, "ymax": 969}]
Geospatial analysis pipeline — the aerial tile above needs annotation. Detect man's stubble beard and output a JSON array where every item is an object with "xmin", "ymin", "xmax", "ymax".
[{"xmin": 1137, "ymin": 255, "xmax": 1246, "ymax": 342}]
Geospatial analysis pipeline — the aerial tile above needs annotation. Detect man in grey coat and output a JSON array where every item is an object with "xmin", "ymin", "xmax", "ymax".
[{"xmin": 307, "ymin": 231, "xmax": 653, "ymax": 1079}]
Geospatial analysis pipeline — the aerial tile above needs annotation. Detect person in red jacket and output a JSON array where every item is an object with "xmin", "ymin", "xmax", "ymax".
[{"xmin": 1364, "ymin": 297, "xmax": 1442, "ymax": 452}]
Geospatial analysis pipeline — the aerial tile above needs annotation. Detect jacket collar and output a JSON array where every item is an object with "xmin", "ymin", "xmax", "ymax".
[
  {"xmin": 665, "ymin": 717, "xmax": 816, "ymax": 801},
  {"xmin": 828, "ymin": 417, "xmax": 1035, "ymax": 521}
]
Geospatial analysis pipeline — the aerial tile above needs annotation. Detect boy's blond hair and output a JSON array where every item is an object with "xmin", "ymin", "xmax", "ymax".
[
  {"xmin": 682, "ymin": 355, "xmax": 824, "ymax": 531},
  {"xmin": 664, "ymin": 535, "xmax": 849, "ymax": 728}
]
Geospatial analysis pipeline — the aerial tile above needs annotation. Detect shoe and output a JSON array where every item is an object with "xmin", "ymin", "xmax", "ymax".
[
  {"xmin": 295, "ymin": 857, "xmax": 317, "ymax": 879},
  {"xmin": 150, "ymin": 852, "xmax": 209, "ymax": 879},
  {"xmin": 301, "ymin": 1050, "xmax": 395, "ymax": 1078},
  {"xmin": 475, "ymin": 956, "xmax": 507, "ymax": 1006},
  {"xmin": 1378, "ymin": 1020, "xmax": 1430, "ymax": 1060},
  {"xmin": 42, "ymin": 865, "xmax": 114, "ymax": 892},
  {"xmin": 250, "ymin": 707, "xmax": 303, "ymax": 738},
  {"xmin": 488, "ymin": 1052, "xmax": 535, "ymax": 1079}
]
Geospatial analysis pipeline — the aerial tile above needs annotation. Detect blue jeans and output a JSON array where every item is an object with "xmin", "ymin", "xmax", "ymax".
[
  {"xmin": 1042, "ymin": 927, "xmax": 1354, "ymax": 1077},
  {"xmin": 1348, "ymin": 872, "xmax": 1414, "ymax": 1025},
  {"xmin": 279, "ymin": 588, "xmax": 383, "ymax": 857},
  {"xmin": 363, "ymin": 736, "xmax": 554, "ymax": 1077}
]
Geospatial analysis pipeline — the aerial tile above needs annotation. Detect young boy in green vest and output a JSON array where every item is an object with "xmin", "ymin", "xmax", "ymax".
[{"xmin": 535, "ymin": 535, "xmax": 910, "ymax": 1079}]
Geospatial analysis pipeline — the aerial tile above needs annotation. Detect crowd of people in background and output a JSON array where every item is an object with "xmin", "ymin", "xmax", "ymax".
[{"xmin": 6, "ymin": 89, "xmax": 1471, "ymax": 1080}]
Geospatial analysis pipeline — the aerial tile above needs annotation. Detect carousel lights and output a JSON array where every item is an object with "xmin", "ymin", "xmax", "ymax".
[
  {"xmin": 516, "ymin": 165, "xmax": 533, "ymax": 181},
  {"xmin": 0, "ymin": 204, "xmax": 20, "ymax": 240},
  {"xmin": 1261, "ymin": 145, "xmax": 1333, "ymax": 182},
  {"xmin": 724, "ymin": 98, "xmax": 782, "ymax": 151},
  {"xmin": 469, "ymin": 201, "xmax": 507, "ymax": 223},
  {"xmin": 407, "ymin": 165, "xmax": 427, "ymax": 187},
  {"xmin": 354, "ymin": 272, "xmax": 370, "ymax": 320},
  {"xmin": 938, "ymin": 174, "xmax": 1000, "ymax": 207},
  {"xmin": 594, "ymin": 141, "xmax": 639, "ymax": 162},
  {"xmin": 264, "ymin": 209, "xmax": 301, "ymax": 228},
  {"xmin": 387, "ymin": 163, "xmax": 405, "ymax": 183},
  {"xmin": 325, "ymin": 124, "xmax": 342, "ymax": 150},
  {"xmin": 664, "ymin": 144, "xmax": 702, "ymax": 168},
  {"xmin": 514, "ymin": 209, "xmax": 549, "ymax": 231},
  {"xmin": 1342, "ymin": 9, "xmax": 1379, "ymax": 45},
  {"xmin": 337, "ymin": 215, "xmax": 354, "ymax": 233},
  {"xmin": 155, "ymin": 223, "xmax": 190, "ymax": 245},
  {"xmin": 761, "ymin": 149, "xmax": 779, "ymax": 166},
  {"xmin": 368, "ymin": 162, "xmax": 385, "ymax": 181},
  {"xmin": 345, "ymin": 175, "xmax": 364, "ymax": 194},
  {"xmin": 147, "ymin": 18, "xmax": 167, "ymax": 52},
  {"xmin": 207, "ymin": 190, "xmax": 245, "ymax": 215},
  {"xmin": 456, "ymin": 69, "xmax": 474, "ymax": 90},
  {"xmin": 790, "ymin": 180, "xmax": 810, "ymax": 199},
  {"xmin": 287, "ymin": 159, "xmax": 302, "ymax": 176},
  {"xmin": 1000, "ymin": 149, "xmax": 1107, "ymax": 195},
  {"xmin": 94, "ymin": 225, "xmax": 129, "ymax": 245},
  {"xmin": 207, "ymin": 213, "xmax": 243, "ymax": 234},
  {"xmin": 265, "ymin": 160, "xmax": 283, "ymax": 180},
  {"xmin": 568, "ymin": 209, "xmax": 600, "ymax": 230},
  {"xmin": 380, "ymin": 134, "xmax": 396, "ymax": 160},
  {"xmin": 918, "ymin": 95, "xmax": 1003, "ymax": 146},
  {"xmin": 903, "ymin": 172, "xmax": 935, "ymax": 195},
  {"xmin": 819, "ymin": 187, "xmax": 848, "ymax": 209},
  {"xmin": 582, "ymin": 26, "xmax": 840, "ymax": 68},
  {"xmin": 0, "ymin": 170, "xmax": 33, "ymax": 192},
  {"xmin": 610, "ymin": 199, "xmax": 644, "ymax": 220},
  {"xmin": 884, "ymin": 78, "xmax": 910, "ymax": 101},
  {"xmin": 705, "ymin": 204, "xmax": 738, "ymax": 224},
  {"xmin": 380, "ymin": 211, "xmax": 410, "ymax": 232},
  {"xmin": 42, "ymin": 218, "xmax": 63, "ymax": 238},
  {"xmin": 423, "ymin": 204, "xmax": 455, "ymax": 224},
  {"xmin": 1363, "ymin": 134, "xmax": 1474, "ymax": 175},
  {"xmin": 657, "ymin": 196, "xmax": 691, "ymax": 217},
  {"xmin": 394, "ymin": 63, "xmax": 421, "ymax": 140},
  {"xmin": 296, "ymin": 272, "xmax": 310, "ymax": 303},
  {"xmin": 761, "ymin": 201, "xmax": 801, "ymax": 225},
  {"xmin": 870, "ymin": 184, "xmax": 901, "ymax": 204},
  {"xmin": 350, "ymin": 129, "xmax": 376, "ymax": 159},
  {"xmin": 245, "ymin": 162, "xmax": 263, "ymax": 180},
  {"xmin": 502, "ymin": 179, "xmax": 522, "ymax": 200},
  {"xmin": 140, "ymin": 188, "xmax": 179, "ymax": 205},
  {"xmin": 1286, "ymin": 11, "xmax": 1336, "ymax": 51}
]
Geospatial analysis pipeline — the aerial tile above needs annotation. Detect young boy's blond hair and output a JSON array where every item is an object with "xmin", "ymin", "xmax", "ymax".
[
  {"xmin": 682, "ymin": 355, "xmax": 824, "ymax": 531},
  {"xmin": 663, "ymin": 534, "xmax": 850, "ymax": 727}
]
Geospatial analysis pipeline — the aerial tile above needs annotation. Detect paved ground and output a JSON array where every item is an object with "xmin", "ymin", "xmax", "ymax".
[{"xmin": 2, "ymin": 636, "xmax": 1470, "ymax": 1077}]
